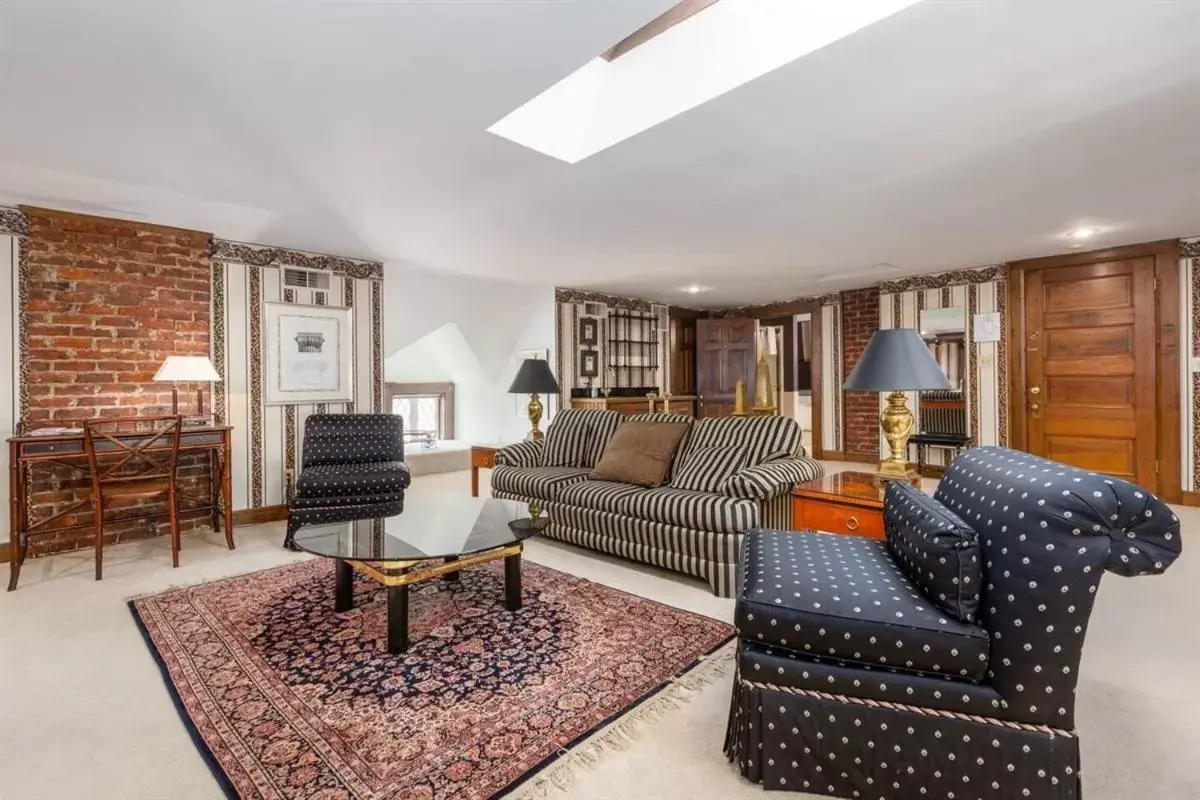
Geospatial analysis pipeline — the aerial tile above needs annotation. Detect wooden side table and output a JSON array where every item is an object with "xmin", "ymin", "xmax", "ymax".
[
  {"xmin": 791, "ymin": 471, "xmax": 918, "ymax": 539},
  {"xmin": 470, "ymin": 445, "xmax": 499, "ymax": 497}
]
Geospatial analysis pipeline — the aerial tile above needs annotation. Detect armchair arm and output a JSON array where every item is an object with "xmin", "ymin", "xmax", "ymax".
[
  {"xmin": 721, "ymin": 457, "xmax": 824, "ymax": 501},
  {"xmin": 495, "ymin": 439, "xmax": 543, "ymax": 468}
]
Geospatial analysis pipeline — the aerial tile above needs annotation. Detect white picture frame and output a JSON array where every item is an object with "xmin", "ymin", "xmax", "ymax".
[{"xmin": 264, "ymin": 302, "xmax": 355, "ymax": 405}]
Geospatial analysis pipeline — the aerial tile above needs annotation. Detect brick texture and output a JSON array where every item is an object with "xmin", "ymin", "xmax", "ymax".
[
  {"xmin": 841, "ymin": 286, "xmax": 881, "ymax": 460},
  {"xmin": 21, "ymin": 208, "xmax": 214, "ymax": 556}
]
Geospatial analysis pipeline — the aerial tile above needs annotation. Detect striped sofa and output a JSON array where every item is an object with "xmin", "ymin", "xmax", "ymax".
[{"xmin": 491, "ymin": 409, "xmax": 823, "ymax": 596}]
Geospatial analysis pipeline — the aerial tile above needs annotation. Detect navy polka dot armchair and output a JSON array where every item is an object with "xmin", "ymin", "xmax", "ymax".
[
  {"xmin": 726, "ymin": 447, "xmax": 1181, "ymax": 799},
  {"xmin": 283, "ymin": 414, "xmax": 411, "ymax": 549}
]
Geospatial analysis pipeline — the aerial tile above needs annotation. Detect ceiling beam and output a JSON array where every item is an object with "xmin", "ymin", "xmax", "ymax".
[{"xmin": 602, "ymin": 0, "xmax": 721, "ymax": 61}]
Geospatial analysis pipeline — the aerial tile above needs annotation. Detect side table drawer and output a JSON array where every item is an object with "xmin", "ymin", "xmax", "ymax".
[
  {"xmin": 795, "ymin": 499, "xmax": 885, "ymax": 539},
  {"xmin": 471, "ymin": 449, "xmax": 496, "ymax": 469}
]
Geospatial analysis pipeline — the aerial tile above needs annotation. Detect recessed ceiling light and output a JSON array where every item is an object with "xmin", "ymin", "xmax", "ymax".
[
  {"xmin": 1067, "ymin": 227, "xmax": 1099, "ymax": 240},
  {"xmin": 682, "ymin": 285, "xmax": 712, "ymax": 294}
]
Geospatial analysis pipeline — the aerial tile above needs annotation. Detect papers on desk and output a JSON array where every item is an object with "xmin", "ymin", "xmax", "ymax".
[{"xmin": 27, "ymin": 427, "xmax": 84, "ymax": 436}]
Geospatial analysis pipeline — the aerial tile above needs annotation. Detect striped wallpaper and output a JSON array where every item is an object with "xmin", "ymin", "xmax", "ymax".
[
  {"xmin": 1181, "ymin": 237, "xmax": 1199, "ymax": 491},
  {"xmin": 211, "ymin": 243, "xmax": 385, "ymax": 512},
  {"xmin": 878, "ymin": 267, "xmax": 1007, "ymax": 466},
  {"xmin": 1, "ymin": 230, "xmax": 22, "ymax": 553}
]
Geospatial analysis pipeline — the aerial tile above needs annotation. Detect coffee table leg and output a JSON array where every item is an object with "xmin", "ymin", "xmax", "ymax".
[
  {"xmin": 387, "ymin": 585, "xmax": 409, "ymax": 654},
  {"xmin": 335, "ymin": 560, "xmax": 354, "ymax": 612},
  {"xmin": 504, "ymin": 552, "xmax": 522, "ymax": 611},
  {"xmin": 443, "ymin": 556, "xmax": 460, "ymax": 583}
]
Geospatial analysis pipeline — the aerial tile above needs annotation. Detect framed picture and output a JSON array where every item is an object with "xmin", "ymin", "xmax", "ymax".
[
  {"xmin": 264, "ymin": 302, "xmax": 354, "ymax": 405},
  {"xmin": 515, "ymin": 348, "xmax": 550, "ymax": 418},
  {"xmin": 580, "ymin": 349, "xmax": 599, "ymax": 378},
  {"xmin": 579, "ymin": 317, "xmax": 599, "ymax": 346}
]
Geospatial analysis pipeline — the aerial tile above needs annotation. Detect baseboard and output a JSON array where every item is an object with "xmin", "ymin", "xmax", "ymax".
[
  {"xmin": 841, "ymin": 453, "xmax": 882, "ymax": 465},
  {"xmin": 232, "ymin": 504, "xmax": 289, "ymax": 525},
  {"xmin": 1180, "ymin": 492, "xmax": 1200, "ymax": 508},
  {"xmin": 821, "ymin": 449, "xmax": 845, "ymax": 461}
]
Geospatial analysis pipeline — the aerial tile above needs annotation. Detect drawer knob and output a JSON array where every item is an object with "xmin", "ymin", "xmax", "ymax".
[{"xmin": 845, "ymin": 516, "xmax": 860, "ymax": 531}]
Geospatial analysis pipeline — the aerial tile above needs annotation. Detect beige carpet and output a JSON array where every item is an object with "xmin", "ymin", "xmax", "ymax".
[{"xmin": 1, "ymin": 468, "xmax": 1197, "ymax": 800}]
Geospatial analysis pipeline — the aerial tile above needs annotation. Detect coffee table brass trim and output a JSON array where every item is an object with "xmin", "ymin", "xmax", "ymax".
[
  {"xmin": 335, "ymin": 542, "xmax": 526, "ymax": 654},
  {"xmin": 346, "ymin": 542, "xmax": 523, "ymax": 587}
]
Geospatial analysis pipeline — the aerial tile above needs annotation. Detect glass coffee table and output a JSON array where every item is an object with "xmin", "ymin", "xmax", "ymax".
[{"xmin": 291, "ymin": 497, "xmax": 549, "ymax": 654}]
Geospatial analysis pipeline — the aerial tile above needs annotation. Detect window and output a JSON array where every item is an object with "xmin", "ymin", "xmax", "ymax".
[{"xmin": 385, "ymin": 382, "xmax": 455, "ymax": 442}]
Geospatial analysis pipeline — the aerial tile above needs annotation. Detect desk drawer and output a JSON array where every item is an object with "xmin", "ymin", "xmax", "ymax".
[
  {"xmin": 795, "ymin": 499, "xmax": 884, "ymax": 539},
  {"xmin": 472, "ymin": 449, "xmax": 496, "ymax": 469}
]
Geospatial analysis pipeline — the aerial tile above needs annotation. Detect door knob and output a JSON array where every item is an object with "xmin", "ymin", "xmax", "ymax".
[{"xmin": 1030, "ymin": 386, "xmax": 1041, "ymax": 395}]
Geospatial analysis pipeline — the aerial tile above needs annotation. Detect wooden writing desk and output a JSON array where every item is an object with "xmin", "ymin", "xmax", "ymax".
[{"xmin": 7, "ymin": 425, "xmax": 236, "ymax": 591}]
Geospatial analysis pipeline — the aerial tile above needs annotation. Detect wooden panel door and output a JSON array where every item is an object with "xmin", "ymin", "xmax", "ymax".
[
  {"xmin": 1023, "ymin": 258, "xmax": 1157, "ymax": 488},
  {"xmin": 696, "ymin": 317, "xmax": 756, "ymax": 417}
]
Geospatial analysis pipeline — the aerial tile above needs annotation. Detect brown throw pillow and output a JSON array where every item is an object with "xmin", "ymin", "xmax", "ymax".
[{"xmin": 591, "ymin": 421, "xmax": 690, "ymax": 487}]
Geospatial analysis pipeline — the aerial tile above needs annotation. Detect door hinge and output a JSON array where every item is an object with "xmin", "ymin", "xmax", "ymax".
[{"xmin": 1154, "ymin": 276, "xmax": 1160, "ymax": 294}]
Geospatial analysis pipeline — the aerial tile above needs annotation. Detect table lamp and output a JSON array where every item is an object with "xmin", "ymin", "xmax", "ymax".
[
  {"xmin": 508, "ymin": 359, "xmax": 560, "ymax": 441},
  {"xmin": 153, "ymin": 355, "xmax": 222, "ymax": 423},
  {"xmin": 844, "ymin": 328, "xmax": 952, "ymax": 482}
]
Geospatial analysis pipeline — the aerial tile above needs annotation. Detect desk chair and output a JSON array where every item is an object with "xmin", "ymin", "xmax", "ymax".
[{"xmin": 83, "ymin": 415, "xmax": 183, "ymax": 580}]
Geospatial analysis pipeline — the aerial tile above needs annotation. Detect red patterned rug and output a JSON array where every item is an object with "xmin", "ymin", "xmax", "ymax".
[{"xmin": 131, "ymin": 558, "xmax": 733, "ymax": 799}]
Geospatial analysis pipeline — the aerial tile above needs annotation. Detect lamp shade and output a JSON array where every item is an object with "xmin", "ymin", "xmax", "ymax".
[
  {"xmin": 508, "ymin": 359, "xmax": 560, "ymax": 394},
  {"xmin": 844, "ymin": 329, "xmax": 952, "ymax": 392},
  {"xmin": 153, "ymin": 355, "xmax": 222, "ymax": 382}
]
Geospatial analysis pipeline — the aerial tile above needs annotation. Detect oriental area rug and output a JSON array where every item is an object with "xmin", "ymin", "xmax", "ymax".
[{"xmin": 131, "ymin": 558, "xmax": 734, "ymax": 799}]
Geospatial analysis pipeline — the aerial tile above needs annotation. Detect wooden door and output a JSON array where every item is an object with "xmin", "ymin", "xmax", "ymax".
[
  {"xmin": 1021, "ymin": 257, "xmax": 1157, "ymax": 488},
  {"xmin": 696, "ymin": 317, "xmax": 756, "ymax": 417}
]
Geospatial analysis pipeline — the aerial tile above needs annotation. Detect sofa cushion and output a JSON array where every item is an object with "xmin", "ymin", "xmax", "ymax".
[
  {"xmin": 737, "ymin": 530, "xmax": 990, "ymax": 681},
  {"xmin": 671, "ymin": 445, "xmax": 749, "ymax": 493},
  {"xmin": 884, "ymin": 481, "xmax": 983, "ymax": 623},
  {"xmin": 294, "ymin": 461, "xmax": 411, "ymax": 499},
  {"xmin": 489, "ymin": 465, "xmax": 591, "ymax": 501},
  {"xmin": 624, "ymin": 412, "xmax": 695, "ymax": 479},
  {"xmin": 592, "ymin": 421, "xmax": 690, "ymax": 487},
  {"xmin": 738, "ymin": 642, "xmax": 1009, "ymax": 719},
  {"xmin": 617, "ymin": 486, "xmax": 758, "ymax": 534},
  {"xmin": 291, "ymin": 491, "xmax": 405, "ymax": 509},
  {"xmin": 541, "ymin": 409, "xmax": 623, "ymax": 468},
  {"xmin": 302, "ymin": 414, "xmax": 405, "ymax": 467},
  {"xmin": 676, "ymin": 416, "xmax": 802, "ymax": 468},
  {"xmin": 557, "ymin": 479, "xmax": 646, "ymax": 510}
]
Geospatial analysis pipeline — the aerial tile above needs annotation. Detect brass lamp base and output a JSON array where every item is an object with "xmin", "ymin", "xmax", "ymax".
[
  {"xmin": 876, "ymin": 390, "xmax": 920, "ymax": 483},
  {"xmin": 525, "ymin": 393, "xmax": 545, "ymax": 442}
]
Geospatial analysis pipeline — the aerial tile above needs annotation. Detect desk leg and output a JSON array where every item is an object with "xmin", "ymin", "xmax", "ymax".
[
  {"xmin": 470, "ymin": 465, "xmax": 479, "ymax": 497},
  {"xmin": 209, "ymin": 449, "xmax": 220, "ymax": 533},
  {"xmin": 7, "ymin": 445, "xmax": 23, "ymax": 592},
  {"xmin": 221, "ymin": 435, "xmax": 236, "ymax": 550}
]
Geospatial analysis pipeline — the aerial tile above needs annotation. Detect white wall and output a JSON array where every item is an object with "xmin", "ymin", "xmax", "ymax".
[{"xmin": 383, "ymin": 264, "xmax": 555, "ymax": 445}]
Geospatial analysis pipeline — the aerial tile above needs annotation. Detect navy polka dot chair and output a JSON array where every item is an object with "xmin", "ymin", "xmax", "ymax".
[
  {"xmin": 283, "ymin": 414, "xmax": 411, "ymax": 549},
  {"xmin": 726, "ymin": 446, "xmax": 1181, "ymax": 800}
]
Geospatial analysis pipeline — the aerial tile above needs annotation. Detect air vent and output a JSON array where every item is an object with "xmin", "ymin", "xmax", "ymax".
[
  {"xmin": 583, "ymin": 302, "xmax": 608, "ymax": 316},
  {"xmin": 283, "ymin": 267, "xmax": 331, "ymax": 290}
]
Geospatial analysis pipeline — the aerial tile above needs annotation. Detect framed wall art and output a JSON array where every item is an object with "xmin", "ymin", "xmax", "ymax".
[
  {"xmin": 264, "ymin": 302, "xmax": 355, "ymax": 404},
  {"xmin": 579, "ymin": 317, "xmax": 599, "ymax": 346},
  {"xmin": 580, "ymin": 349, "xmax": 599, "ymax": 378}
]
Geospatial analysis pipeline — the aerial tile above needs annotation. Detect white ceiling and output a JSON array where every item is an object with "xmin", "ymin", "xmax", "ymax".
[{"xmin": 0, "ymin": 0, "xmax": 1197, "ymax": 307}]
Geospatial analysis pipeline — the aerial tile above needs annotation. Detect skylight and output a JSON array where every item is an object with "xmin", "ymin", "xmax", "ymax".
[{"xmin": 488, "ymin": 0, "xmax": 921, "ymax": 164}]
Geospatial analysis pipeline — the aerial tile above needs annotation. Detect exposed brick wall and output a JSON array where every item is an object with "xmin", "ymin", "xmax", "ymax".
[
  {"xmin": 24, "ymin": 208, "xmax": 212, "ymax": 421},
  {"xmin": 841, "ymin": 286, "xmax": 881, "ymax": 459},
  {"xmin": 20, "ymin": 208, "xmax": 214, "ymax": 556}
]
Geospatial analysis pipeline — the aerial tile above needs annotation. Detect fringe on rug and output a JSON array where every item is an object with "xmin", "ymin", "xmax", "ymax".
[{"xmin": 508, "ymin": 640, "xmax": 736, "ymax": 800}]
